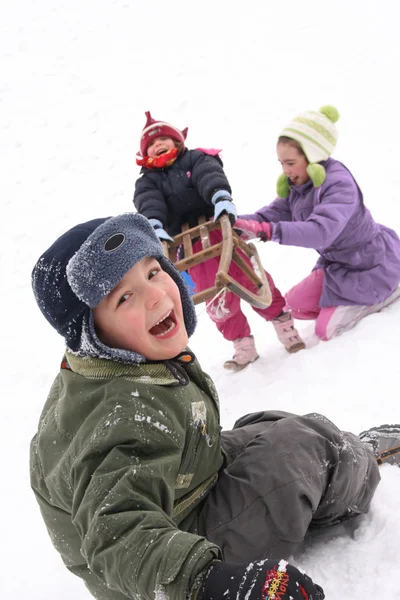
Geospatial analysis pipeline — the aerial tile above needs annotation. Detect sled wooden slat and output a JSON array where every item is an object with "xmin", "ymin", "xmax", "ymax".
[
  {"xmin": 230, "ymin": 247, "xmax": 261, "ymax": 288},
  {"xmin": 218, "ymin": 214, "xmax": 234, "ymax": 275},
  {"xmin": 197, "ymin": 215, "xmax": 211, "ymax": 250},
  {"xmin": 175, "ymin": 242, "xmax": 224, "ymax": 271},
  {"xmin": 161, "ymin": 215, "xmax": 272, "ymax": 308},
  {"xmin": 190, "ymin": 285, "xmax": 221, "ymax": 305},
  {"xmin": 181, "ymin": 223, "xmax": 193, "ymax": 258}
]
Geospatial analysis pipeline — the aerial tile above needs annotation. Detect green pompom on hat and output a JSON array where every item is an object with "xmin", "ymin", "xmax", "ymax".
[{"xmin": 276, "ymin": 105, "xmax": 340, "ymax": 198}]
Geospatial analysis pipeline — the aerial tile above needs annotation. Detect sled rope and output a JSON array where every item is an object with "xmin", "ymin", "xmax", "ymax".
[{"xmin": 196, "ymin": 286, "xmax": 229, "ymax": 319}]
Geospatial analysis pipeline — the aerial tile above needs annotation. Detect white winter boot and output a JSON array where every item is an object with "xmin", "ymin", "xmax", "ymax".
[
  {"xmin": 321, "ymin": 286, "xmax": 400, "ymax": 340},
  {"xmin": 272, "ymin": 311, "xmax": 306, "ymax": 353},
  {"xmin": 224, "ymin": 335, "xmax": 259, "ymax": 372}
]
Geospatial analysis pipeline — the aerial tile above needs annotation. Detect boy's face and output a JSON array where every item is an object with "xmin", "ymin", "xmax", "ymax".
[
  {"xmin": 93, "ymin": 257, "xmax": 188, "ymax": 361},
  {"xmin": 277, "ymin": 142, "xmax": 310, "ymax": 186},
  {"xmin": 147, "ymin": 136, "xmax": 176, "ymax": 158}
]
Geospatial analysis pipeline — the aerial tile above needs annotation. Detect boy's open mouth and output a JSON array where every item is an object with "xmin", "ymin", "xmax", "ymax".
[
  {"xmin": 156, "ymin": 149, "xmax": 168, "ymax": 156},
  {"xmin": 149, "ymin": 310, "xmax": 177, "ymax": 337}
]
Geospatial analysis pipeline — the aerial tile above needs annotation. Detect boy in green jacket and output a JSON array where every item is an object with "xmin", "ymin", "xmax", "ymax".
[{"xmin": 30, "ymin": 212, "xmax": 399, "ymax": 600}]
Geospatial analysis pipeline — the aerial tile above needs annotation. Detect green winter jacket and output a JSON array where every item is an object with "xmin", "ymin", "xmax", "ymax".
[{"xmin": 30, "ymin": 351, "xmax": 224, "ymax": 599}]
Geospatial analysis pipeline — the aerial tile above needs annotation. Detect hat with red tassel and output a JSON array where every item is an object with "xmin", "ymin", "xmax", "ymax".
[{"xmin": 139, "ymin": 111, "xmax": 188, "ymax": 157}]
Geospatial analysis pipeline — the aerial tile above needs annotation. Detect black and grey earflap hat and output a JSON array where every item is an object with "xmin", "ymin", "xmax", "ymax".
[{"xmin": 31, "ymin": 212, "xmax": 197, "ymax": 364}]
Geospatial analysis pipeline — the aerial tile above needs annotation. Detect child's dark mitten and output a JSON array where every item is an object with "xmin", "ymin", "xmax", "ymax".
[{"xmin": 196, "ymin": 558, "xmax": 325, "ymax": 600}]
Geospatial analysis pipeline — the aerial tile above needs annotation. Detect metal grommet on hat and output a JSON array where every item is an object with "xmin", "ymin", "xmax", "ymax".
[{"xmin": 104, "ymin": 233, "xmax": 125, "ymax": 251}]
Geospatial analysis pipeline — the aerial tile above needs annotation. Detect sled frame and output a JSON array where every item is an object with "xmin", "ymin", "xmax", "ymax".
[{"xmin": 162, "ymin": 215, "xmax": 272, "ymax": 308}]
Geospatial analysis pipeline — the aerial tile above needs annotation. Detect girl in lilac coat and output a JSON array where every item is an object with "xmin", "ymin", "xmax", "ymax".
[{"xmin": 234, "ymin": 106, "xmax": 400, "ymax": 341}]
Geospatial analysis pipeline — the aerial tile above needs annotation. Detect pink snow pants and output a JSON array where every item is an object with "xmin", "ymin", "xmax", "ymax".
[
  {"xmin": 285, "ymin": 269, "xmax": 336, "ymax": 340},
  {"xmin": 189, "ymin": 230, "xmax": 285, "ymax": 341}
]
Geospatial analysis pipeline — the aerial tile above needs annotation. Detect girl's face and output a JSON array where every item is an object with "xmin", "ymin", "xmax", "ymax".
[
  {"xmin": 147, "ymin": 136, "xmax": 176, "ymax": 158},
  {"xmin": 93, "ymin": 257, "xmax": 188, "ymax": 361},
  {"xmin": 277, "ymin": 142, "xmax": 310, "ymax": 186}
]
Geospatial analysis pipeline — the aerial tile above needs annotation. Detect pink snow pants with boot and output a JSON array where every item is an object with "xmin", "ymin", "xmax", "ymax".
[
  {"xmin": 189, "ymin": 229, "xmax": 285, "ymax": 341},
  {"xmin": 285, "ymin": 269, "xmax": 337, "ymax": 340}
]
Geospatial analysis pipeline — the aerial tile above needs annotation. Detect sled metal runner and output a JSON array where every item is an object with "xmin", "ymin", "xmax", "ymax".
[{"xmin": 162, "ymin": 215, "xmax": 272, "ymax": 308}]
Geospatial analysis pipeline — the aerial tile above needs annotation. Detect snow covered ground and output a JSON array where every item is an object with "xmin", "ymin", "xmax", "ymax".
[{"xmin": 2, "ymin": 0, "xmax": 400, "ymax": 598}]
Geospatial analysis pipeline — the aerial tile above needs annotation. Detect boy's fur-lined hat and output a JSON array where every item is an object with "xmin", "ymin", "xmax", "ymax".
[
  {"xmin": 276, "ymin": 105, "xmax": 340, "ymax": 198},
  {"xmin": 31, "ymin": 213, "xmax": 197, "ymax": 364},
  {"xmin": 139, "ymin": 111, "xmax": 188, "ymax": 157}
]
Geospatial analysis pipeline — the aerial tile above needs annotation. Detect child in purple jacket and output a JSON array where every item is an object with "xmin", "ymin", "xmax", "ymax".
[{"xmin": 234, "ymin": 105, "xmax": 400, "ymax": 341}]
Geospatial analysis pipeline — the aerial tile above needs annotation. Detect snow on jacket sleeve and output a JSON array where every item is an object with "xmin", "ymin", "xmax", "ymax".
[
  {"xmin": 133, "ymin": 173, "xmax": 169, "ymax": 226},
  {"xmin": 190, "ymin": 151, "xmax": 232, "ymax": 205},
  {"xmin": 239, "ymin": 196, "xmax": 293, "ymax": 223},
  {"xmin": 70, "ymin": 392, "xmax": 220, "ymax": 599},
  {"xmin": 275, "ymin": 172, "xmax": 359, "ymax": 250}
]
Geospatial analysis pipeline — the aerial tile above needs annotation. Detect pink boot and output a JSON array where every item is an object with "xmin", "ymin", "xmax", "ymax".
[
  {"xmin": 272, "ymin": 311, "xmax": 305, "ymax": 353},
  {"xmin": 224, "ymin": 335, "xmax": 259, "ymax": 371}
]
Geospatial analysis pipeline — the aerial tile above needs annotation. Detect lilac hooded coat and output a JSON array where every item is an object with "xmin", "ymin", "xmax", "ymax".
[{"xmin": 241, "ymin": 159, "xmax": 400, "ymax": 307}]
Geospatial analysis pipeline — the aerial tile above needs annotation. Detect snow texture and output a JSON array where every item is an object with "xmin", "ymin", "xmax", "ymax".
[{"xmin": 2, "ymin": 0, "xmax": 400, "ymax": 598}]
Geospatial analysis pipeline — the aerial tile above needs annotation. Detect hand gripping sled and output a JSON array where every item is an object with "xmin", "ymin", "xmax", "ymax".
[{"xmin": 162, "ymin": 215, "xmax": 272, "ymax": 309}]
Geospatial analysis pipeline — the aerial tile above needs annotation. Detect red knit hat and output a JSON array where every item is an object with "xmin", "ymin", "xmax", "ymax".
[{"xmin": 139, "ymin": 111, "xmax": 188, "ymax": 156}]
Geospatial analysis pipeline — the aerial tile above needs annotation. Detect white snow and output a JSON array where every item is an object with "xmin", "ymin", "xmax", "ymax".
[{"xmin": 2, "ymin": 0, "xmax": 400, "ymax": 598}]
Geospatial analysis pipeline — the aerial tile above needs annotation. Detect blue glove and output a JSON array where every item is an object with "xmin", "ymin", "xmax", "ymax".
[
  {"xmin": 154, "ymin": 228, "xmax": 174, "ymax": 242},
  {"xmin": 212, "ymin": 192, "xmax": 237, "ymax": 226},
  {"xmin": 148, "ymin": 218, "xmax": 174, "ymax": 242}
]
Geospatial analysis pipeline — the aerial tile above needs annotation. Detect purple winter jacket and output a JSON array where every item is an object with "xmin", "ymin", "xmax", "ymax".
[{"xmin": 241, "ymin": 158, "xmax": 400, "ymax": 307}]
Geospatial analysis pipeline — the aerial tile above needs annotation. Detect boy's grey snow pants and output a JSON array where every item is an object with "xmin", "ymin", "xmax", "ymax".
[{"xmin": 195, "ymin": 410, "xmax": 380, "ymax": 562}]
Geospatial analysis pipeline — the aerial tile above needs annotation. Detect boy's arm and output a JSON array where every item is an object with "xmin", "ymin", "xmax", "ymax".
[{"xmin": 71, "ymin": 406, "xmax": 220, "ymax": 599}]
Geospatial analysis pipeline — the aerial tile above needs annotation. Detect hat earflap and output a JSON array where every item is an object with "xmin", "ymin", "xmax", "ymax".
[
  {"xmin": 276, "ymin": 173, "xmax": 290, "ymax": 198},
  {"xmin": 307, "ymin": 163, "xmax": 326, "ymax": 187},
  {"xmin": 276, "ymin": 163, "xmax": 327, "ymax": 198}
]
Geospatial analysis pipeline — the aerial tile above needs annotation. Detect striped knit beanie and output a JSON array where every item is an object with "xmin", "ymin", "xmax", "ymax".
[
  {"xmin": 276, "ymin": 105, "xmax": 340, "ymax": 198},
  {"xmin": 139, "ymin": 111, "xmax": 188, "ymax": 157}
]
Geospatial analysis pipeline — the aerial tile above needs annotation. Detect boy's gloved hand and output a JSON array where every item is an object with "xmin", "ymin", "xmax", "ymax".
[
  {"xmin": 196, "ymin": 559, "xmax": 325, "ymax": 600},
  {"xmin": 213, "ymin": 198, "xmax": 238, "ymax": 226},
  {"xmin": 234, "ymin": 218, "xmax": 272, "ymax": 242},
  {"xmin": 148, "ymin": 218, "xmax": 174, "ymax": 242}
]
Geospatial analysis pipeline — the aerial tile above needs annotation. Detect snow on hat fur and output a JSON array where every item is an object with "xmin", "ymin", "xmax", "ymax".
[
  {"xmin": 276, "ymin": 105, "xmax": 340, "ymax": 198},
  {"xmin": 139, "ymin": 111, "xmax": 188, "ymax": 157},
  {"xmin": 31, "ymin": 213, "xmax": 197, "ymax": 364}
]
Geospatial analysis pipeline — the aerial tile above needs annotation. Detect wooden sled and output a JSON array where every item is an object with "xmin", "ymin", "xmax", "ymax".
[{"xmin": 162, "ymin": 215, "xmax": 272, "ymax": 309}]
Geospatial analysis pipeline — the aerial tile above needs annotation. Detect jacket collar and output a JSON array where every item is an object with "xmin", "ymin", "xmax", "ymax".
[{"xmin": 65, "ymin": 351, "xmax": 183, "ymax": 385}]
